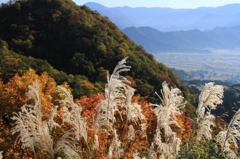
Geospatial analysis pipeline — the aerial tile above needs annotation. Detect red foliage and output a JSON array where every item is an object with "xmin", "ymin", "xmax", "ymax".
[
  {"xmin": 81, "ymin": 37, "xmax": 92, "ymax": 47},
  {"xmin": 163, "ymin": 75, "xmax": 175, "ymax": 87},
  {"xmin": 71, "ymin": 14, "xmax": 80, "ymax": 20}
]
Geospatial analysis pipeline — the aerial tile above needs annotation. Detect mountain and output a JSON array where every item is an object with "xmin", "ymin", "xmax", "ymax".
[
  {"xmin": 122, "ymin": 26, "xmax": 240, "ymax": 53},
  {"xmin": 84, "ymin": 2, "xmax": 240, "ymax": 31},
  {"xmin": 0, "ymin": 0, "xmax": 190, "ymax": 100},
  {"xmin": 205, "ymin": 26, "xmax": 240, "ymax": 48},
  {"xmin": 122, "ymin": 26, "xmax": 211, "ymax": 53}
]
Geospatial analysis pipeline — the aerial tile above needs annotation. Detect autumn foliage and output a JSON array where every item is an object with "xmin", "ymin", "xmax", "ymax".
[
  {"xmin": 0, "ymin": 58, "xmax": 235, "ymax": 159},
  {"xmin": 0, "ymin": 59, "xmax": 193, "ymax": 158}
]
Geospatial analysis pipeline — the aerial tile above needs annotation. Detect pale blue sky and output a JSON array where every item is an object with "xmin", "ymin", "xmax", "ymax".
[{"xmin": 1, "ymin": 0, "xmax": 240, "ymax": 8}]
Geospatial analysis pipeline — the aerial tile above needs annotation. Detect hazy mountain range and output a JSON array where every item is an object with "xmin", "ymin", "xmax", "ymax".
[
  {"xmin": 122, "ymin": 26, "xmax": 240, "ymax": 53},
  {"xmin": 84, "ymin": 2, "xmax": 240, "ymax": 53},
  {"xmin": 84, "ymin": 2, "xmax": 240, "ymax": 31}
]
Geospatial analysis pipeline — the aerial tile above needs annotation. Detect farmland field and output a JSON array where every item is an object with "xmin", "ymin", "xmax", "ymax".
[{"xmin": 154, "ymin": 50, "xmax": 240, "ymax": 82}]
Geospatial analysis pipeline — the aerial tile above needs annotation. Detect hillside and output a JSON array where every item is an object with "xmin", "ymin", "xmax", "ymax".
[
  {"xmin": 85, "ymin": 2, "xmax": 240, "ymax": 31},
  {"xmin": 0, "ymin": 0, "xmax": 191, "ymax": 101},
  {"xmin": 122, "ymin": 26, "xmax": 240, "ymax": 53}
]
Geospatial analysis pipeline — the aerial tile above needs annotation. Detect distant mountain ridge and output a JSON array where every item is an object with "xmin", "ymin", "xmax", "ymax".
[
  {"xmin": 84, "ymin": 2, "xmax": 240, "ymax": 31},
  {"xmin": 122, "ymin": 26, "xmax": 240, "ymax": 53}
]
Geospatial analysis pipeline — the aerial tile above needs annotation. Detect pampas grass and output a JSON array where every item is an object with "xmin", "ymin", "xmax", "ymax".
[
  {"xmin": 216, "ymin": 109, "xmax": 240, "ymax": 158},
  {"xmin": 149, "ymin": 81, "xmax": 186, "ymax": 158},
  {"xmin": 92, "ymin": 57, "xmax": 145, "ymax": 154},
  {"xmin": 58, "ymin": 86, "xmax": 88, "ymax": 143},
  {"xmin": 11, "ymin": 82, "xmax": 82, "ymax": 158},
  {"xmin": 196, "ymin": 82, "xmax": 224, "ymax": 142},
  {"xmin": 11, "ymin": 82, "xmax": 56, "ymax": 158},
  {"xmin": 197, "ymin": 82, "xmax": 223, "ymax": 119},
  {"xmin": 108, "ymin": 129, "xmax": 122, "ymax": 159},
  {"xmin": 93, "ymin": 57, "xmax": 132, "ymax": 134}
]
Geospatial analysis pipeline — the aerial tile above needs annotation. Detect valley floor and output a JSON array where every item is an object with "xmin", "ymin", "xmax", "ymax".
[{"xmin": 155, "ymin": 49, "xmax": 240, "ymax": 83}]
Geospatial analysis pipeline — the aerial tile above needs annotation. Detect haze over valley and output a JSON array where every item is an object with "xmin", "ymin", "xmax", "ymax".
[{"xmin": 85, "ymin": 2, "xmax": 240, "ymax": 84}]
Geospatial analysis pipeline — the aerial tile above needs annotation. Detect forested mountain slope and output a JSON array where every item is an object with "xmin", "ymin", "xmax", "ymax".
[{"xmin": 0, "ymin": 0, "xmax": 190, "ymax": 100}]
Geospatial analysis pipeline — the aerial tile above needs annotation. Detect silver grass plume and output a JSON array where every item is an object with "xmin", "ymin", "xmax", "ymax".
[
  {"xmin": 11, "ymin": 82, "xmax": 59, "ymax": 158},
  {"xmin": 150, "ymin": 131, "xmax": 181, "ymax": 159},
  {"xmin": 92, "ymin": 134, "xmax": 99, "ymax": 150},
  {"xmin": 216, "ymin": 109, "xmax": 240, "ymax": 158},
  {"xmin": 150, "ymin": 81, "xmax": 186, "ymax": 138},
  {"xmin": 93, "ymin": 57, "xmax": 145, "ymax": 153},
  {"xmin": 159, "ymin": 133, "xmax": 181, "ymax": 159},
  {"xmin": 197, "ymin": 82, "xmax": 223, "ymax": 119},
  {"xmin": 140, "ymin": 123, "xmax": 147, "ymax": 135},
  {"xmin": 94, "ymin": 57, "xmax": 131, "ymax": 134},
  {"xmin": 196, "ymin": 82, "xmax": 223, "ymax": 142},
  {"xmin": 196, "ymin": 112, "xmax": 215, "ymax": 142},
  {"xmin": 48, "ymin": 106, "xmax": 60, "ymax": 133},
  {"xmin": 108, "ymin": 129, "xmax": 123, "ymax": 159},
  {"xmin": 149, "ymin": 81, "xmax": 185, "ymax": 158},
  {"xmin": 133, "ymin": 151, "xmax": 141, "ymax": 159},
  {"xmin": 0, "ymin": 151, "xmax": 3, "ymax": 159},
  {"xmin": 125, "ymin": 87, "xmax": 145, "ymax": 124},
  {"xmin": 57, "ymin": 86, "xmax": 88, "ymax": 143},
  {"xmin": 27, "ymin": 82, "xmax": 41, "ymax": 117},
  {"xmin": 11, "ymin": 82, "xmax": 81, "ymax": 158},
  {"xmin": 133, "ymin": 151, "xmax": 147, "ymax": 159},
  {"xmin": 54, "ymin": 87, "xmax": 82, "ymax": 158},
  {"xmin": 149, "ymin": 131, "xmax": 162, "ymax": 159},
  {"xmin": 55, "ymin": 132, "xmax": 81, "ymax": 159},
  {"xmin": 127, "ymin": 125, "xmax": 135, "ymax": 141}
]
